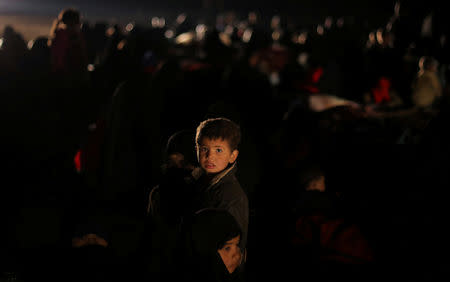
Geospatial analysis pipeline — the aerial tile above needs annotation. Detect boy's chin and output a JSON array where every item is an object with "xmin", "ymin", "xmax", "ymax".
[{"xmin": 202, "ymin": 167, "xmax": 220, "ymax": 175}]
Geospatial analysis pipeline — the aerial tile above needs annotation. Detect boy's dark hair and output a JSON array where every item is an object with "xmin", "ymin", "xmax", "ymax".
[{"xmin": 195, "ymin": 118, "xmax": 241, "ymax": 151}]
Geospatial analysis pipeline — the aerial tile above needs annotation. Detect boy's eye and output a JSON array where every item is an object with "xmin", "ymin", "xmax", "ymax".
[
  {"xmin": 200, "ymin": 147, "xmax": 208, "ymax": 152},
  {"xmin": 216, "ymin": 148, "xmax": 223, "ymax": 153}
]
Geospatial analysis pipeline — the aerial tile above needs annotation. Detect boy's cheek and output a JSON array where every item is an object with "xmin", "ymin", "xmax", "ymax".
[{"xmin": 218, "ymin": 248, "xmax": 242, "ymax": 273}]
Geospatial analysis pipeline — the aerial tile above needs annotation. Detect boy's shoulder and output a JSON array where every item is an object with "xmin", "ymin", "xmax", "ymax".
[
  {"xmin": 192, "ymin": 164, "xmax": 246, "ymax": 196},
  {"xmin": 212, "ymin": 166, "xmax": 247, "ymax": 201}
]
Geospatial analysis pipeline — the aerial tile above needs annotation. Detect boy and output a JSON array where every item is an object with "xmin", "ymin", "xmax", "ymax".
[{"xmin": 190, "ymin": 117, "xmax": 249, "ymax": 250}]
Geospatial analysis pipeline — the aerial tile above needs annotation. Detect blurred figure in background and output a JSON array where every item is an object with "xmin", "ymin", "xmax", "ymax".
[
  {"xmin": 411, "ymin": 55, "xmax": 442, "ymax": 110},
  {"xmin": 49, "ymin": 8, "xmax": 88, "ymax": 80}
]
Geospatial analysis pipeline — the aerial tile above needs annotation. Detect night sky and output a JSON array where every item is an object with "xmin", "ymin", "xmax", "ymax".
[{"xmin": 1, "ymin": 0, "xmax": 398, "ymax": 20}]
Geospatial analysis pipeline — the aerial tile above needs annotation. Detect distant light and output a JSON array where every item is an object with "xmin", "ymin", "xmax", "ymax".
[
  {"xmin": 317, "ymin": 25, "xmax": 324, "ymax": 35},
  {"xmin": 336, "ymin": 17, "xmax": 344, "ymax": 28},
  {"xmin": 367, "ymin": 32, "xmax": 376, "ymax": 48},
  {"xmin": 106, "ymin": 26, "xmax": 116, "ymax": 37},
  {"xmin": 297, "ymin": 52, "xmax": 309, "ymax": 67},
  {"xmin": 195, "ymin": 24, "xmax": 207, "ymax": 34},
  {"xmin": 151, "ymin": 17, "xmax": 165, "ymax": 28},
  {"xmin": 269, "ymin": 72, "xmax": 280, "ymax": 86},
  {"xmin": 165, "ymin": 29, "xmax": 175, "ymax": 39},
  {"xmin": 87, "ymin": 64, "xmax": 95, "ymax": 72},
  {"xmin": 175, "ymin": 32, "xmax": 195, "ymax": 45},
  {"xmin": 117, "ymin": 40, "xmax": 126, "ymax": 50},
  {"xmin": 0, "ymin": 38, "xmax": 3, "ymax": 49},
  {"xmin": 242, "ymin": 28, "xmax": 253, "ymax": 43},
  {"xmin": 125, "ymin": 23, "xmax": 134, "ymax": 32},
  {"xmin": 291, "ymin": 33, "xmax": 298, "ymax": 44},
  {"xmin": 195, "ymin": 24, "xmax": 207, "ymax": 41},
  {"xmin": 176, "ymin": 13, "xmax": 186, "ymax": 25},
  {"xmin": 159, "ymin": 18, "xmax": 166, "ymax": 28},
  {"xmin": 27, "ymin": 40, "xmax": 34, "ymax": 50},
  {"xmin": 272, "ymin": 30, "xmax": 281, "ymax": 41},
  {"xmin": 298, "ymin": 32, "xmax": 308, "ymax": 44},
  {"xmin": 376, "ymin": 28, "xmax": 384, "ymax": 45},
  {"xmin": 151, "ymin": 17, "xmax": 159, "ymax": 28},
  {"xmin": 219, "ymin": 33, "xmax": 232, "ymax": 46}
]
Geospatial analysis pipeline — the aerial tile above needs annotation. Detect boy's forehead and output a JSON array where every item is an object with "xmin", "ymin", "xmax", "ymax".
[{"xmin": 199, "ymin": 137, "xmax": 230, "ymax": 146}]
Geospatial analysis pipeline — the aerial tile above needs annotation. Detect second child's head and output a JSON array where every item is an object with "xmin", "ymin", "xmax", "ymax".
[{"xmin": 195, "ymin": 118, "xmax": 241, "ymax": 175}]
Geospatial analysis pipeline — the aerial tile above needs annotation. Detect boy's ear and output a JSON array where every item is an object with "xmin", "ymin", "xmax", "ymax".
[{"xmin": 229, "ymin": 149, "xmax": 239, "ymax": 163}]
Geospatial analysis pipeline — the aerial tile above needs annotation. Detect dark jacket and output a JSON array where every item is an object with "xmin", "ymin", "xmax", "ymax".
[{"xmin": 189, "ymin": 163, "xmax": 249, "ymax": 250}]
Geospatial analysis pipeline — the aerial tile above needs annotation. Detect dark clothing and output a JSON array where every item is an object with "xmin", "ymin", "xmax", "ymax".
[
  {"xmin": 178, "ymin": 209, "xmax": 245, "ymax": 282},
  {"xmin": 50, "ymin": 28, "xmax": 88, "ymax": 76},
  {"xmin": 145, "ymin": 166, "xmax": 194, "ymax": 281},
  {"xmin": 189, "ymin": 164, "xmax": 249, "ymax": 250}
]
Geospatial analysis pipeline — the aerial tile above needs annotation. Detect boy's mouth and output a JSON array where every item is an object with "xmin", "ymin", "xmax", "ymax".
[{"xmin": 204, "ymin": 163, "xmax": 215, "ymax": 169}]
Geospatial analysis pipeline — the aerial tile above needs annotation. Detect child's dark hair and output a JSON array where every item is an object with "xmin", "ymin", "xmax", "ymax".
[{"xmin": 195, "ymin": 118, "xmax": 241, "ymax": 151}]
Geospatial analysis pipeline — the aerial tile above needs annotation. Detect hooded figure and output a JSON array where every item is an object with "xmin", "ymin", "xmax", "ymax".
[{"xmin": 178, "ymin": 208, "xmax": 245, "ymax": 282}]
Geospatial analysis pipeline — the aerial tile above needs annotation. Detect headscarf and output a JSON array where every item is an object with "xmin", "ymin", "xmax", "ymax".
[{"xmin": 179, "ymin": 208, "xmax": 242, "ymax": 282}]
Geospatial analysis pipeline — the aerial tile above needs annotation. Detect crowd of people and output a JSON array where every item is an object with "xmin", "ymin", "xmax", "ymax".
[{"xmin": 1, "ymin": 1, "xmax": 450, "ymax": 281}]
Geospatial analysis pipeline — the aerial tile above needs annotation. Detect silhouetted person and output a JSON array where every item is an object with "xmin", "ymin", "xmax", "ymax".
[{"xmin": 49, "ymin": 8, "xmax": 88, "ymax": 80}]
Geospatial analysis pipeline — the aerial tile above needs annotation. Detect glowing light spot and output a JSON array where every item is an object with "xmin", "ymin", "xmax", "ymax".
[
  {"xmin": 151, "ymin": 17, "xmax": 159, "ymax": 28},
  {"xmin": 272, "ymin": 30, "xmax": 281, "ymax": 41},
  {"xmin": 125, "ymin": 23, "xmax": 134, "ymax": 32},
  {"xmin": 27, "ymin": 40, "xmax": 34, "ymax": 50},
  {"xmin": 367, "ymin": 32, "xmax": 376, "ymax": 48},
  {"xmin": 219, "ymin": 33, "xmax": 232, "ymax": 46},
  {"xmin": 195, "ymin": 24, "xmax": 207, "ymax": 34},
  {"xmin": 298, "ymin": 32, "xmax": 307, "ymax": 44},
  {"xmin": 159, "ymin": 18, "xmax": 166, "ymax": 28},
  {"xmin": 317, "ymin": 25, "xmax": 324, "ymax": 35},
  {"xmin": 269, "ymin": 72, "xmax": 280, "ymax": 86},
  {"xmin": 117, "ymin": 40, "xmax": 126, "ymax": 50},
  {"xmin": 175, "ymin": 32, "xmax": 195, "ymax": 45},
  {"xmin": 242, "ymin": 28, "xmax": 253, "ymax": 43},
  {"xmin": 297, "ymin": 52, "xmax": 309, "ymax": 67},
  {"xmin": 176, "ymin": 13, "xmax": 186, "ymax": 24},
  {"xmin": 0, "ymin": 38, "xmax": 3, "ymax": 49},
  {"xmin": 165, "ymin": 29, "xmax": 175, "ymax": 39},
  {"xmin": 376, "ymin": 29, "xmax": 384, "ymax": 45},
  {"xmin": 106, "ymin": 27, "xmax": 115, "ymax": 37},
  {"xmin": 87, "ymin": 64, "xmax": 95, "ymax": 72}
]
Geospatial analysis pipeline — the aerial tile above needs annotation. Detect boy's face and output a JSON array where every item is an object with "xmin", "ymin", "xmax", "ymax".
[
  {"xmin": 197, "ymin": 137, "xmax": 238, "ymax": 175},
  {"xmin": 218, "ymin": 235, "xmax": 241, "ymax": 274}
]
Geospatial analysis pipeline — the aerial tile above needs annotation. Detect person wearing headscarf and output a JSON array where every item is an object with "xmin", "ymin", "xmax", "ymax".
[{"xmin": 177, "ymin": 208, "xmax": 245, "ymax": 282}]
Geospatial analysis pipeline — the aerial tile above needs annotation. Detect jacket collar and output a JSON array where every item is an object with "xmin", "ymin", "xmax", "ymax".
[{"xmin": 191, "ymin": 162, "xmax": 237, "ymax": 188}]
